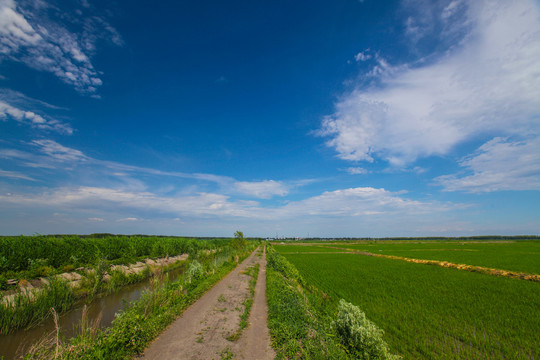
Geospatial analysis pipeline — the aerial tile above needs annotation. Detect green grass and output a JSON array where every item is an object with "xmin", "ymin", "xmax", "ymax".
[
  {"xmin": 281, "ymin": 251, "xmax": 540, "ymax": 360},
  {"xmin": 0, "ymin": 276, "xmax": 75, "ymax": 335},
  {"xmin": 305, "ymin": 241, "xmax": 540, "ymax": 274},
  {"xmin": 275, "ymin": 245, "xmax": 348, "ymax": 253}
]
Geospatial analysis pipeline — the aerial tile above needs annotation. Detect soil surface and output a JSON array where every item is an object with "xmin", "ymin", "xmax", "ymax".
[
  {"xmin": 232, "ymin": 247, "xmax": 275, "ymax": 359},
  {"xmin": 139, "ymin": 247, "xmax": 274, "ymax": 360}
]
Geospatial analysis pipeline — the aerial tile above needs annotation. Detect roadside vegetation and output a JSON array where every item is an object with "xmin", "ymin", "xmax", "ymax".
[
  {"xmin": 266, "ymin": 246, "xmax": 399, "ymax": 359},
  {"xmin": 23, "ymin": 238, "xmax": 258, "ymax": 359},
  {"xmin": 278, "ymin": 247, "xmax": 540, "ymax": 359}
]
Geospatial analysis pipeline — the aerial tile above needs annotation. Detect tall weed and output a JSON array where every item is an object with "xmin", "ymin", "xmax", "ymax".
[{"xmin": 0, "ymin": 276, "xmax": 74, "ymax": 334}]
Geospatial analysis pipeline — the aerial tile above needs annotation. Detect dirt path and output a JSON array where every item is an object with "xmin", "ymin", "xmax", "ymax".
[
  {"xmin": 232, "ymin": 247, "xmax": 275, "ymax": 359},
  {"xmin": 139, "ymin": 247, "xmax": 274, "ymax": 360}
]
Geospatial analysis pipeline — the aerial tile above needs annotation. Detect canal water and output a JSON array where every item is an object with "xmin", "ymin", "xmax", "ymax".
[{"xmin": 0, "ymin": 267, "xmax": 185, "ymax": 359}]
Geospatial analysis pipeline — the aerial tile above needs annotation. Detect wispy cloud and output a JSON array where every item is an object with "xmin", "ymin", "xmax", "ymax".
[
  {"xmin": 320, "ymin": 0, "xmax": 540, "ymax": 171},
  {"xmin": 117, "ymin": 217, "xmax": 138, "ymax": 222},
  {"xmin": 0, "ymin": 141, "xmax": 459, "ymax": 219},
  {"xmin": 0, "ymin": 169, "xmax": 36, "ymax": 181},
  {"xmin": 0, "ymin": 0, "xmax": 122, "ymax": 94},
  {"xmin": 1, "ymin": 139, "xmax": 302, "ymax": 199},
  {"xmin": 354, "ymin": 50, "xmax": 371, "ymax": 62},
  {"xmin": 436, "ymin": 137, "xmax": 540, "ymax": 192},
  {"xmin": 31, "ymin": 139, "xmax": 88, "ymax": 162},
  {"xmin": 0, "ymin": 185, "xmax": 458, "ymax": 223},
  {"xmin": 280, "ymin": 187, "xmax": 456, "ymax": 217},
  {"xmin": 401, "ymin": 0, "xmax": 470, "ymax": 51},
  {"xmin": 346, "ymin": 167, "xmax": 369, "ymax": 175},
  {"xmin": 0, "ymin": 90, "xmax": 73, "ymax": 134},
  {"xmin": 0, "ymin": 186, "xmax": 259, "ymax": 218},
  {"xmin": 234, "ymin": 180, "xmax": 289, "ymax": 199}
]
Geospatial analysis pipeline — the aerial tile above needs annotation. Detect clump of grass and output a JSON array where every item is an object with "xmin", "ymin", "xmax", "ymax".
[
  {"xmin": 80, "ymin": 257, "xmax": 108, "ymax": 302},
  {"xmin": 0, "ymin": 276, "xmax": 74, "ymax": 335},
  {"xmin": 186, "ymin": 260, "xmax": 204, "ymax": 284},
  {"xmin": 220, "ymin": 347, "xmax": 234, "ymax": 359}
]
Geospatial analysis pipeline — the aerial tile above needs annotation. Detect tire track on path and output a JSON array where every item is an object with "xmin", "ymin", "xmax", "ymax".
[
  {"xmin": 139, "ymin": 247, "xmax": 274, "ymax": 359},
  {"xmin": 232, "ymin": 246, "xmax": 275, "ymax": 359}
]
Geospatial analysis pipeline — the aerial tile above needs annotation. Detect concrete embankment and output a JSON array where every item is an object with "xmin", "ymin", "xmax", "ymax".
[{"xmin": 1, "ymin": 254, "xmax": 188, "ymax": 306}]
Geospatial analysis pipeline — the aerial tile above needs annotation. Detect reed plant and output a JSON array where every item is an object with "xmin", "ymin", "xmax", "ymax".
[{"xmin": 0, "ymin": 276, "xmax": 74, "ymax": 335}]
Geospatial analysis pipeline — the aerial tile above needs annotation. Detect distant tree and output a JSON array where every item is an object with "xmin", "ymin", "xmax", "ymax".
[{"xmin": 232, "ymin": 231, "xmax": 247, "ymax": 249}]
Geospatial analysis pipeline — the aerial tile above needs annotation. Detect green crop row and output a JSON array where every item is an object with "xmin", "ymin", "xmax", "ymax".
[
  {"xmin": 279, "ymin": 249, "xmax": 540, "ymax": 360},
  {"xmin": 0, "ymin": 235, "xmax": 226, "ymax": 280}
]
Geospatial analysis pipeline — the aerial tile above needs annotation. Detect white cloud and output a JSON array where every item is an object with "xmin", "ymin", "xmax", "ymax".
[
  {"xmin": 0, "ymin": 169, "xmax": 36, "ymax": 181},
  {"xmin": 0, "ymin": 90, "xmax": 73, "ymax": 134},
  {"xmin": 88, "ymin": 217, "xmax": 104, "ymax": 222},
  {"xmin": 0, "ymin": 186, "xmax": 261, "ymax": 218},
  {"xmin": 354, "ymin": 51, "xmax": 371, "ymax": 62},
  {"xmin": 0, "ymin": 0, "xmax": 122, "ymax": 94},
  {"xmin": 320, "ymin": 0, "xmax": 540, "ymax": 168},
  {"xmin": 234, "ymin": 180, "xmax": 289, "ymax": 199},
  {"xmin": 436, "ymin": 137, "xmax": 540, "ymax": 192},
  {"xmin": 117, "ymin": 217, "xmax": 138, "ymax": 222},
  {"xmin": 31, "ymin": 139, "xmax": 87, "ymax": 162},
  {"xmin": 280, "ymin": 187, "xmax": 452, "ymax": 217},
  {"xmin": 0, "ymin": 0, "xmax": 41, "ymax": 50},
  {"xmin": 346, "ymin": 167, "xmax": 369, "ymax": 175},
  {"xmin": 0, "ymin": 184, "xmax": 457, "ymax": 223},
  {"xmin": 2, "ymin": 139, "xmax": 301, "ymax": 199}
]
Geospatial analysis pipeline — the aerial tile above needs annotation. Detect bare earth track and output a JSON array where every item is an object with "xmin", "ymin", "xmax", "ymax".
[{"xmin": 139, "ymin": 247, "xmax": 274, "ymax": 360}]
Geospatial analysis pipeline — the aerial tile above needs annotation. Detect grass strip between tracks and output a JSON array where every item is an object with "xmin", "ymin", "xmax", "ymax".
[{"xmin": 226, "ymin": 262, "xmax": 259, "ymax": 342}]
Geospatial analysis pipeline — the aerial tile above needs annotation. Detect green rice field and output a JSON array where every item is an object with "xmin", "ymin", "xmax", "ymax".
[
  {"xmin": 275, "ymin": 243, "xmax": 540, "ymax": 360},
  {"xmin": 285, "ymin": 240, "xmax": 540, "ymax": 274}
]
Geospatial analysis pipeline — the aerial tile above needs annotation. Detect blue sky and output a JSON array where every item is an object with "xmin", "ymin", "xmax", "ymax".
[{"xmin": 0, "ymin": 0, "xmax": 539, "ymax": 237}]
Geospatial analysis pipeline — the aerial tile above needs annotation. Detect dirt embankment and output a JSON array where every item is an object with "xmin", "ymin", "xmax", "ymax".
[{"xmin": 139, "ymin": 247, "xmax": 274, "ymax": 360}]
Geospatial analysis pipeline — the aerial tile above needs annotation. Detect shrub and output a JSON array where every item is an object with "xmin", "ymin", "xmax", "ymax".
[{"xmin": 334, "ymin": 299, "xmax": 401, "ymax": 360}]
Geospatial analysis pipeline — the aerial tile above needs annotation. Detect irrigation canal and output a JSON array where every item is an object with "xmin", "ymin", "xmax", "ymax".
[{"xmin": 0, "ymin": 267, "xmax": 185, "ymax": 360}]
